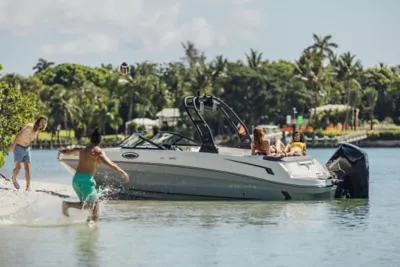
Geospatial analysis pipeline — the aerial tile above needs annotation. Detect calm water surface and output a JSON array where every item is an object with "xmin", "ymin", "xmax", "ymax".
[{"xmin": 0, "ymin": 148, "xmax": 400, "ymax": 267}]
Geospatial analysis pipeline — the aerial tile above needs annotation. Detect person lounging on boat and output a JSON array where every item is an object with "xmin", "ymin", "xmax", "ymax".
[
  {"xmin": 250, "ymin": 127, "xmax": 271, "ymax": 155},
  {"xmin": 284, "ymin": 131, "xmax": 306, "ymax": 156}
]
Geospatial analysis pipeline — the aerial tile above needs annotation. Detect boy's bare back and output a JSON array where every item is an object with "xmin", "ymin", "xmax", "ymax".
[
  {"xmin": 75, "ymin": 146, "xmax": 102, "ymax": 175},
  {"xmin": 74, "ymin": 145, "xmax": 128, "ymax": 180}
]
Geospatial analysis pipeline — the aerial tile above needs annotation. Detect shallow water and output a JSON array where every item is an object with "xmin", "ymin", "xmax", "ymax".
[{"xmin": 1, "ymin": 148, "xmax": 400, "ymax": 267}]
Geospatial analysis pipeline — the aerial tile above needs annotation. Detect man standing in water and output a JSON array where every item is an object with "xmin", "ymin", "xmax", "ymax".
[
  {"xmin": 57, "ymin": 128, "xmax": 129, "ymax": 223},
  {"xmin": 9, "ymin": 116, "xmax": 48, "ymax": 190}
]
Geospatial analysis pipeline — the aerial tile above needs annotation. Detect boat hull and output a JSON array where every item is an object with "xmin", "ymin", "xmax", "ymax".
[{"xmin": 61, "ymin": 153, "xmax": 336, "ymax": 201}]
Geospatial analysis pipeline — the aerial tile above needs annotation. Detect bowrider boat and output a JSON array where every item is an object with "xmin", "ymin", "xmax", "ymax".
[{"xmin": 59, "ymin": 92, "xmax": 369, "ymax": 201}]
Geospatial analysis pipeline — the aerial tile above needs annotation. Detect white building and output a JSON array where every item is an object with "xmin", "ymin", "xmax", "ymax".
[{"xmin": 156, "ymin": 108, "xmax": 180, "ymax": 127}]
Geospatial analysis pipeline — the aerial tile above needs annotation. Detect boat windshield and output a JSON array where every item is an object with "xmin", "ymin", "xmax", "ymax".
[
  {"xmin": 150, "ymin": 132, "xmax": 199, "ymax": 146},
  {"xmin": 118, "ymin": 133, "xmax": 143, "ymax": 148},
  {"xmin": 119, "ymin": 131, "xmax": 200, "ymax": 149}
]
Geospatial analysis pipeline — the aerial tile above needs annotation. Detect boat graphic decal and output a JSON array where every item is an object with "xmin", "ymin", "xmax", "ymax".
[{"xmin": 122, "ymin": 152, "xmax": 139, "ymax": 159}]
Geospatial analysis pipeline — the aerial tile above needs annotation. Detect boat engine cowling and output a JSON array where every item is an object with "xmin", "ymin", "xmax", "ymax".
[{"xmin": 326, "ymin": 143, "xmax": 369, "ymax": 199}]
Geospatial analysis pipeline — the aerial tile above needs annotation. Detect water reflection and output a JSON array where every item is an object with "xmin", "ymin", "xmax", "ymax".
[
  {"xmin": 322, "ymin": 199, "xmax": 370, "ymax": 231},
  {"xmin": 100, "ymin": 200, "xmax": 326, "ymax": 228},
  {"xmin": 101, "ymin": 201, "xmax": 282, "ymax": 228},
  {"xmin": 74, "ymin": 226, "xmax": 100, "ymax": 267}
]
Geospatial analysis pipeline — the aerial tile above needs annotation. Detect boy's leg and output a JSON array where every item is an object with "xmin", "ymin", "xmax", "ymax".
[
  {"xmin": 84, "ymin": 189, "xmax": 99, "ymax": 222},
  {"xmin": 24, "ymin": 148, "xmax": 32, "ymax": 190},
  {"xmin": 11, "ymin": 161, "xmax": 21, "ymax": 189},
  {"xmin": 65, "ymin": 175, "xmax": 99, "ymax": 221},
  {"xmin": 62, "ymin": 200, "xmax": 97, "ymax": 217},
  {"xmin": 23, "ymin": 162, "xmax": 31, "ymax": 190},
  {"xmin": 91, "ymin": 201, "xmax": 100, "ymax": 222},
  {"xmin": 12, "ymin": 146, "xmax": 23, "ymax": 189},
  {"xmin": 62, "ymin": 200, "xmax": 84, "ymax": 216}
]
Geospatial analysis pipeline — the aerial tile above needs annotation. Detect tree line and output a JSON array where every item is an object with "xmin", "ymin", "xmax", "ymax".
[{"xmin": 1, "ymin": 34, "xmax": 400, "ymax": 140}]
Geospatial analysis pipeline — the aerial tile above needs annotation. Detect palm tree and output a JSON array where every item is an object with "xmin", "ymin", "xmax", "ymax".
[
  {"xmin": 306, "ymin": 34, "xmax": 338, "ymax": 59},
  {"xmin": 364, "ymin": 87, "xmax": 378, "ymax": 130},
  {"xmin": 118, "ymin": 63, "xmax": 160, "ymax": 123},
  {"xmin": 367, "ymin": 66, "xmax": 394, "ymax": 121},
  {"xmin": 32, "ymin": 58, "xmax": 55, "ymax": 73},
  {"xmin": 100, "ymin": 63, "xmax": 113, "ymax": 71},
  {"xmin": 47, "ymin": 85, "xmax": 81, "ymax": 141},
  {"xmin": 181, "ymin": 41, "xmax": 205, "ymax": 69},
  {"xmin": 335, "ymin": 52, "xmax": 362, "ymax": 130},
  {"xmin": 209, "ymin": 55, "xmax": 228, "ymax": 96},
  {"xmin": 105, "ymin": 99, "xmax": 124, "ymax": 135},
  {"xmin": 245, "ymin": 49, "xmax": 264, "ymax": 70},
  {"xmin": 390, "ymin": 65, "xmax": 400, "ymax": 76},
  {"xmin": 294, "ymin": 50, "xmax": 330, "ymax": 125},
  {"xmin": 0, "ymin": 73, "xmax": 24, "ymax": 90},
  {"xmin": 348, "ymin": 89, "xmax": 362, "ymax": 130}
]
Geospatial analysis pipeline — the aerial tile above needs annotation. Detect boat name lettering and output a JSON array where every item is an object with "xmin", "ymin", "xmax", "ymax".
[{"xmin": 229, "ymin": 184, "xmax": 257, "ymax": 189}]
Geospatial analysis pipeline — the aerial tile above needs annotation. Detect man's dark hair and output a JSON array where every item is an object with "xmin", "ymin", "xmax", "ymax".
[
  {"xmin": 34, "ymin": 116, "xmax": 47, "ymax": 130},
  {"xmin": 90, "ymin": 128, "xmax": 102, "ymax": 145}
]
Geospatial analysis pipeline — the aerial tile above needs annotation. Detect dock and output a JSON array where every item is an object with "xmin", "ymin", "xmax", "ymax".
[
  {"xmin": 305, "ymin": 130, "xmax": 368, "ymax": 147},
  {"xmin": 336, "ymin": 130, "xmax": 368, "ymax": 144},
  {"xmin": 29, "ymin": 140, "xmax": 119, "ymax": 150}
]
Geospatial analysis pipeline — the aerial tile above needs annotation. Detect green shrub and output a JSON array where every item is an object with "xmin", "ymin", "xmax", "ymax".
[
  {"xmin": 301, "ymin": 130, "xmax": 353, "ymax": 139},
  {"xmin": 367, "ymin": 130, "xmax": 400, "ymax": 140},
  {"xmin": 126, "ymin": 121, "xmax": 138, "ymax": 133},
  {"xmin": 144, "ymin": 133, "xmax": 153, "ymax": 139},
  {"xmin": 0, "ymin": 64, "xmax": 39, "ymax": 167}
]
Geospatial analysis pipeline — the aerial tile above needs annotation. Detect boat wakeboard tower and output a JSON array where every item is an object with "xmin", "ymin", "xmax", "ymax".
[{"xmin": 184, "ymin": 90, "xmax": 252, "ymax": 153}]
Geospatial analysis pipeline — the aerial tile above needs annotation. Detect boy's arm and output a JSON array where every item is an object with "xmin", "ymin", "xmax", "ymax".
[
  {"xmin": 98, "ymin": 150, "xmax": 129, "ymax": 182},
  {"xmin": 57, "ymin": 146, "xmax": 84, "ymax": 159}
]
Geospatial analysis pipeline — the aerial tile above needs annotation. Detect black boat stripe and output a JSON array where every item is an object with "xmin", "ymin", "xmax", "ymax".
[{"xmin": 224, "ymin": 159, "xmax": 275, "ymax": 175}]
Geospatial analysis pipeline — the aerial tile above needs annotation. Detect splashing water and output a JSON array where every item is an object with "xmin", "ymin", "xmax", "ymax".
[
  {"xmin": 0, "ymin": 180, "xmax": 92, "ymax": 227},
  {"xmin": 0, "ymin": 176, "xmax": 127, "ymax": 227}
]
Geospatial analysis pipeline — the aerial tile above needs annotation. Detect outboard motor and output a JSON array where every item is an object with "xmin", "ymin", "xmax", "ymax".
[{"xmin": 326, "ymin": 143, "xmax": 369, "ymax": 199}]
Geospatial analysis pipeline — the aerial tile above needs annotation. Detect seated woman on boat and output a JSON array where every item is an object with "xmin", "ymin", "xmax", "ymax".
[
  {"xmin": 268, "ymin": 139, "xmax": 288, "ymax": 156},
  {"xmin": 250, "ymin": 127, "xmax": 270, "ymax": 155},
  {"xmin": 284, "ymin": 131, "xmax": 306, "ymax": 156}
]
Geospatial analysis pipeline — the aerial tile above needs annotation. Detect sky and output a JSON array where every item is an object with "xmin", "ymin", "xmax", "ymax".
[{"xmin": 0, "ymin": 0, "xmax": 399, "ymax": 77}]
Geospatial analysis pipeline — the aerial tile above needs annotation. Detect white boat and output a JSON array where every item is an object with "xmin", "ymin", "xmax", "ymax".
[{"xmin": 59, "ymin": 92, "xmax": 369, "ymax": 201}]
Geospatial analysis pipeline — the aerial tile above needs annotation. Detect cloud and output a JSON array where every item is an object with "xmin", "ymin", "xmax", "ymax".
[
  {"xmin": 40, "ymin": 33, "xmax": 119, "ymax": 54},
  {"xmin": 232, "ymin": 8, "xmax": 263, "ymax": 28},
  {"xmin": 0, "ymin": 0, "xmax": 264, "ymax": 54},
  {"xmin": 220, "ymin": 0, "xmax": 256, "ymax": 4},
  {"xmin": 230, "ymin": 8, "xmax": 264, "ymax": 39}
]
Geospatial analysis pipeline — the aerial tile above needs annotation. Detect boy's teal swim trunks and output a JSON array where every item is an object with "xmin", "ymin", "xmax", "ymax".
[{"xmin": 72, "ymin": 173, "xmax": 98, "ymax": 202}]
